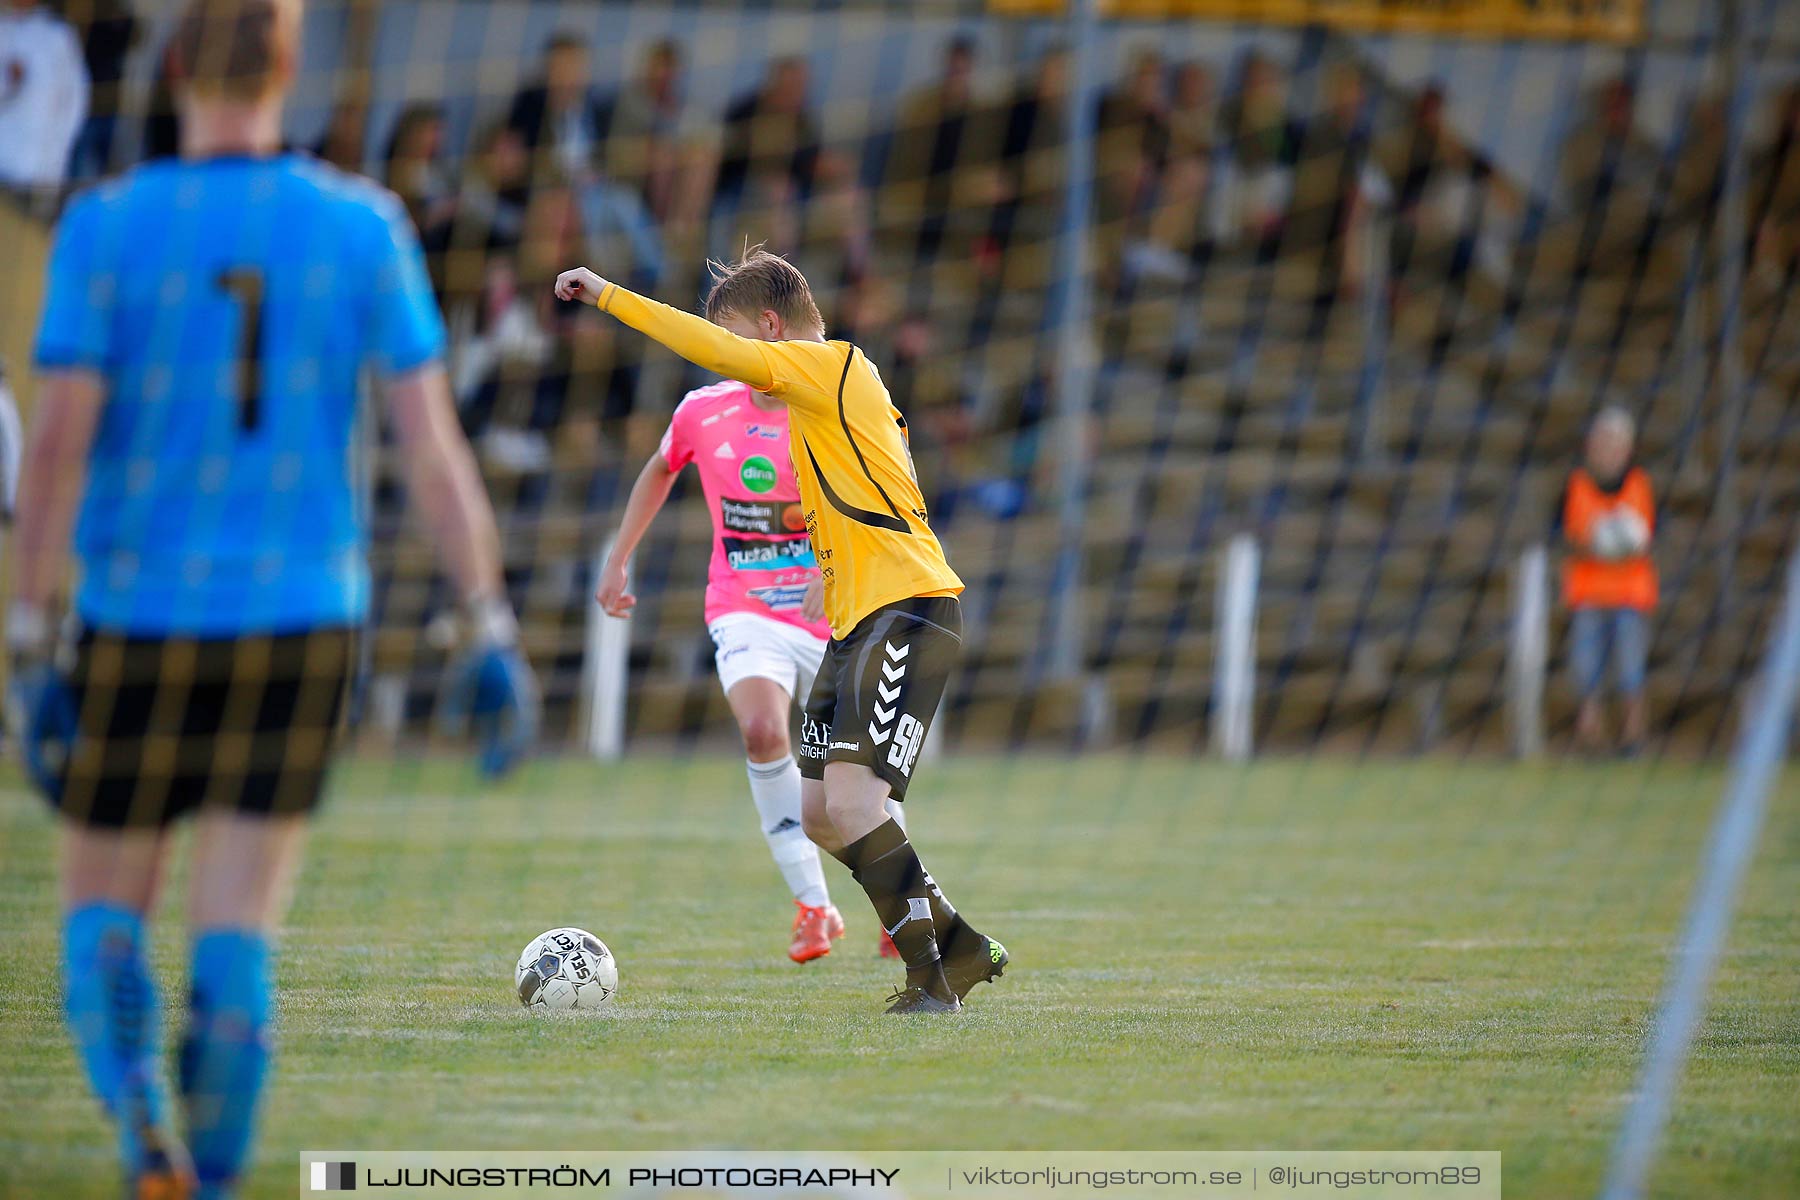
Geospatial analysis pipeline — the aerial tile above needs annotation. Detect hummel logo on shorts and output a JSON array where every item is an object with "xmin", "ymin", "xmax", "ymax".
[{"xmin": 869, "ymin": 640, "xmax": 908, "ymax": 747}]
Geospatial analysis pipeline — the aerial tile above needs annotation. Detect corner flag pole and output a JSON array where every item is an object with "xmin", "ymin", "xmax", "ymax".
[{"xmin": 1599, "ymin": 548, "xmax": 1800, "ymax": 1200}]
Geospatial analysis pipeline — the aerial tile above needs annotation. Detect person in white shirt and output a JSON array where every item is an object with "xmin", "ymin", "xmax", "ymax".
[{"xmin": 0, "ymin": 0, "xmax": 90, "ymax": 190}]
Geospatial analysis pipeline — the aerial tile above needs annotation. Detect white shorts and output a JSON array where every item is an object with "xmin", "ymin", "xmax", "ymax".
[{"xmin": 707, "ymin": 611, "xmax": 828, "ymax": 701}]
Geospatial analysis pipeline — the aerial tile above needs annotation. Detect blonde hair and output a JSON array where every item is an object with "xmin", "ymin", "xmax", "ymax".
[
  {"xmin": 703, "ymin": 246, "xmax": 824, "ymax": 334},
  {"xmin": 172, "ymin": 0, "xmax": 300, "ymax": 102}
]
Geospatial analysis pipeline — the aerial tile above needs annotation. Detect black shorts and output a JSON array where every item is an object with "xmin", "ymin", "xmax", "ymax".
[
  {"xmin": 798, "ymin": 596, "xmax": 960, "ymax": 801},
  {"xmin": 51, "ymin": 626, "xmax": 356, "ymax": 830}
]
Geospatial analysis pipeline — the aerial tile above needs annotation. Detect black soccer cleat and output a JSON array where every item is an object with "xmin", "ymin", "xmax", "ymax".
[
  {"xmin": 942, "ymin": 933, "xmax": 1008, "ymax": 1002},
  {"xmin": 884, "ymin": 986, "xmax": 963, "ymax": 1015}
]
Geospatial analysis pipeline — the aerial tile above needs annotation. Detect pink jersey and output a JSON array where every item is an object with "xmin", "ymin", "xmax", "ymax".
[{"xmin": 659, "ymin": 381, "xmax": 830, "ymax": 637}]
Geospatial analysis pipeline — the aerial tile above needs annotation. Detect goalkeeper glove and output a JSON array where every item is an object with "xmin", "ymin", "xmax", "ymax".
[
  {"xmin": 441, "ymin": 596, "xmax": 540, "ymax": 779},
  {"xmin": 5, "ymin": 602, "xmax": 78, "ymax": 797}
]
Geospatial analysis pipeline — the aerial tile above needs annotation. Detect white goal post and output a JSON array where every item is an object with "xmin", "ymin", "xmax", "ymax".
[
  {"xmin": 1508, "ymin": 543, "xmax": 1550, "ymax": 759},
  {"xmin": 1212, "ymin": 533, "xmax": 1259, "ymax": 761},
  {"xmin": 582, "ymin": 536, "xmax": 629, "ymax": 761}
]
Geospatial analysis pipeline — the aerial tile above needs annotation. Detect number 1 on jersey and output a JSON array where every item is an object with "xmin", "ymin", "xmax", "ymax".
[{"xmin": 217, "ymin": 268, "xmax": 264, "ymax": 432}]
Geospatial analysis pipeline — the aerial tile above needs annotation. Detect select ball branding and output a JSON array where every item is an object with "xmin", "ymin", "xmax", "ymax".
[{"xmin": 515, "ymin": 928, "xmax": 618, "ymax": 1011}]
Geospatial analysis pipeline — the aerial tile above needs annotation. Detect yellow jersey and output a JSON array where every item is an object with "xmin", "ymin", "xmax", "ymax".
[{"xmin": 597, "ymin": 283, "xmax": 963, "ymax": 637}]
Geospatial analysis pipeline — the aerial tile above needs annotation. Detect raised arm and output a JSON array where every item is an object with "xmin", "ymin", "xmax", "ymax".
[
  {"xmin": 555, "ymin": 268, "xmax": 778, "ymax": 393},
  {"xmin": 596, "ymin": 451, "xmax": 680, "ymax": 617}
]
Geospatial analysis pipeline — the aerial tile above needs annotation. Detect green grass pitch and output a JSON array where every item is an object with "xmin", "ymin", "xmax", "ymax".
[{"xmin": 2, "ymin": 754, "xmax": 1796, "ymax": 1198}]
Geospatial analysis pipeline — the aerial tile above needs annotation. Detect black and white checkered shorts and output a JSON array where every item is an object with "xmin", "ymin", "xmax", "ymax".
[{"xmin": 52, "ymin": 626, "xmax": 356, "ymax": 830}]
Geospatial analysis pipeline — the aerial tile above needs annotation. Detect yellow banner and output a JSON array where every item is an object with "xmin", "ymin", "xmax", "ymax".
[{"xmin": 988, "ymin": 0, "xmax": 1643, "ymax": 42}]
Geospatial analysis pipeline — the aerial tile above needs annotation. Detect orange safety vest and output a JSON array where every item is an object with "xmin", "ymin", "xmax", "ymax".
[{"xmin": 1562, "ymin": 466, "xmax": 1658, "ymax": 611}]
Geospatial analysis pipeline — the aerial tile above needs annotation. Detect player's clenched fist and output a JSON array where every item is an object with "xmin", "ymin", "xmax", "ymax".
[
  {"xmin": 595, "ymin": 556, "xmax": 636, "ymax": 618},
  {"xmin": 556, "ymin": 267, "xmax": 608, "ymax": 304}
]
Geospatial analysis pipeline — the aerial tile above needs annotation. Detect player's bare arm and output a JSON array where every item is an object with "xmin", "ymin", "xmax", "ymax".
[
  {"xmin": 7, "ymin": 369, "xmax": 104, "ymax": 621},
  {"xmin": 596, "ymin": 451, "xmax": 681, "ymax": 618},
  {"xmin": 6, "ymin": 370, "xmax": 104, "ymax": 786},
  {"xmin": 385, "ymin": 363, "xmax": 537, "ymax": 777},
  {"xmin": 385, "ymin": 364, "xmax": 509, "ymax": 615}
]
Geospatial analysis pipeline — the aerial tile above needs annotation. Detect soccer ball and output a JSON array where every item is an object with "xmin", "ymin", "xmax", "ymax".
[
  {"xmin": 515, "ymin": 927, "xmax": 617, "ymax": 1011},
  {"xmin": 1590, "ymin": 510, "xmax": 1649, "ymax": 561}
]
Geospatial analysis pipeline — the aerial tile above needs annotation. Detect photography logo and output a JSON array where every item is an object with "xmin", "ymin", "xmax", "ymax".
[{"xmin": 309, "ymin": 1161, "xmax": 357, "ymax": 1191}]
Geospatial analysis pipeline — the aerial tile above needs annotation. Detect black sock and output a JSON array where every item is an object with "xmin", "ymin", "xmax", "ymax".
[
  {"xmin": 834, "ymin": 830, "xmax": 968, "ymax": 957},
  {"xmin": 921, "ymin": 865, "xmax": 968, "ymax": 959},
  {"xmin": 842, "ymin": 818, "xmax": 952, "ymax": 1001}
]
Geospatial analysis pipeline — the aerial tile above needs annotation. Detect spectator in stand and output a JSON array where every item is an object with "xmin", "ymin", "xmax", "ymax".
[
  {"xmin": 383, "ymin": 102, "xmax": 454, "ymax": 240},
  {"xmin": 882, "ymin": 313, "xmax": 980, "ymax": 515},
  {"xmin": 791, "ymin": 152, "xmax": 873, "ymax": 314},
  {"xmin": 65, "ymin": 0, "xmax": 138, "ymax": 178},
  {"xmin": 1378, "ymin": 82, "xmax": 1517, "ymax": 290},
  {"xmin": 454, "ymin": 179, "xmax": 590, "ymax": 476},
  {"xmin": 1115, "ymin": 58, "xmax": 1222, "ymax": 284},
  {"xmin": 712, "ymin": 56, "xmax": 829, "ymax": 273},
  {"xmin": 507, "ymin": 32, "xmax": 602, "ymax": 182},
  {"xmin": 1287, "ymin": 61, "xmax": 1387, "ymax": 302},
  {"xmin": 882, "ymin": 34, "xmax": 1004, "ymax": 266},
  {"xmin": 383, "ymin": 102, "xmax": 457, "ymax": 246},
  {"xmin": 1217, "ymin": 49, "xmax": 1300, "ymax": 247},
  {"xmin": 0, "ymin": 0, "xmax": 90, "ymax": 191},
  {"xmin": 717, "ymin": 56, "xmax": 821, "ymax": 208},
  {"xmin": 1167, "ymin": 60, "xmax": 1216, "ymax": 161},
  {"xmin": 1094, "ymin": 46, "xmax": 1170, "ymax": 237},
  {"xmin": 1558, "ymin": 75, "xmax": 1662, "ymax": 269},
  {"xmin": 313, "ymin": 97, "xmax": 368, "ymax": 172},
  {"xmin": 1122, "ymin": 149, "xmax": 1217, "ymax": 284},
  {"xmin": 1561, "ymin": 75, "xmax": 1662, "ymax": 199},
  {"xmin": 431, "ymin": 121, "xmax": 534, "ymax": 297},
  {"xmin": 509, "ymin": 31, "xmax": 662, "ymax": 285},
  {"xmin": 1562, "ymin": 406, "xmax": 1657, "ymax": 756},
  {"xmin": 597, "ymin": 38, "xmax": 716, "ymax": 233},
  {"xmin": 987, "ymin": 44, "xmax": 1070, "ymax": 265}
]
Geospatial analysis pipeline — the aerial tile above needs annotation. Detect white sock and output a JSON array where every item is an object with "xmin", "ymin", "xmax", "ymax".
[
  {"xmin": 747, "ymin": 757, "xmax": 830, "ymax": 908},
  {"xmin": 886, "ymin": 797, "xmax": 907, "ymax": 831}
]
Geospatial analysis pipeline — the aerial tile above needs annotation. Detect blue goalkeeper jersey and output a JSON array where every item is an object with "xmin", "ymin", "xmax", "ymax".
[{"xmin": 33, "ymin": 153, "xmax": 446, "ymax": 636}]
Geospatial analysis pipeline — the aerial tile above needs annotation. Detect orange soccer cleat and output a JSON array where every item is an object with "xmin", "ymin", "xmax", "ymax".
[
  {"xmin": 135, "ymin": 1170, "xmax": 194, "ymax": 1200},
  {"xmin": 133, "ymin": 1141, "xmax": 195, "ymax": 1200},
  {"xmin": 790, "ymin": 902, "xmax": 844, "ymax": 963},
  {"xmin": 877, "ymin": 928, "xmax": 901, "ymax": 959}
]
